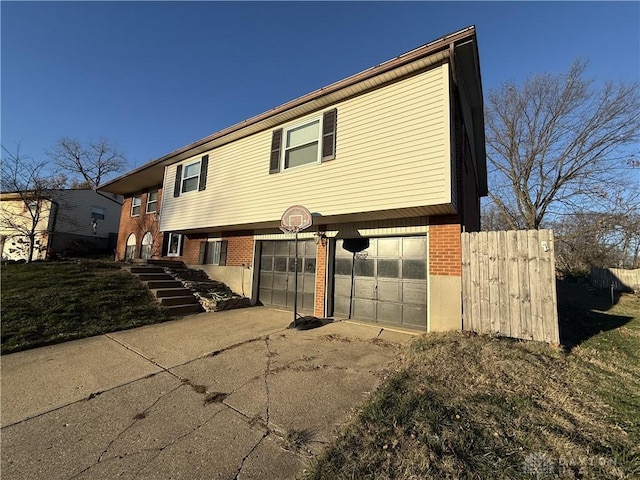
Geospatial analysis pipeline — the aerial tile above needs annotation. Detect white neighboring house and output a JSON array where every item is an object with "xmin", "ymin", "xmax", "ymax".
[{"xmin": 0, "ymin": 189, "xmax": 122, "ymax": 261}]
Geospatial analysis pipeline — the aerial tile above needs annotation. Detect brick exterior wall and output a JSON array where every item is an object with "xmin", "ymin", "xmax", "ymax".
[
  {"xmin": 115, "ymin": 188, "xmax": 163, "ymax": 261},
  {"xmin": 180, "ymin": 233, "xmax": 205, "ymax": 264},
  {"xmin": 429, "ymin": 215, "xmax": 462, "ymax": 277},
  {"xmin": 179, "ymin": 231, "xmax": 254, "ymax": 267},
  {"xmin": 222, "ymin": 232, "xmax": 254, "ymax": 267},
  {"xmin": 314, "ymin": 236, "xmax": 328, "ymax": 317}
]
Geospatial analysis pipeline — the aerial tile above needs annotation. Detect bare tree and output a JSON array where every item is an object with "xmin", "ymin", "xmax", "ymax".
[
  {"xmin": 1, "ymin": 146, "xmax": 68, "ymax": 262},
  {"xmin": 554, "ymin": 208, "xmax": 640, "ymax": 276},
  {"xmin": 481, "ymin": 201, "xmax": 513, "ymax": 231},
  {"xmin": 48, "ymin": 138, "xmax": 126, "ymax": 189},
  {"xmin": 485, "ymin": 60, "xmax": 640, "ymax": 229}
]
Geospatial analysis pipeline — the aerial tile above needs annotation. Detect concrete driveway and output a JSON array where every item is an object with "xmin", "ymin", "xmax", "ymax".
[{"xmin": 1, "ymin": 307, "xmax": 416, "ymax": 479}]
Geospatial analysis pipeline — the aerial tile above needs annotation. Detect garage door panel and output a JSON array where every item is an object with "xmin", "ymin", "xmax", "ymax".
[
  {"xmin": 303, "ymin": 258, "xmax": 316, "ymax": 274},
  {"xmin": 262, "ymin": 241, "xmax": 275, "ymax": 256},
  {"xmin": 260, "ymin": 256, "xmax": 273, "ymax": 272},
  {"xmin": 259, "ymin": 288, "xmax": 272, "ymax": 305},
  {"xmin": 334, "ymin": 276, "xmax": 351, "ymax": 294},
  {"xmin": 377, "ymin": 302, "xmax": 402, "ymax": 324},
  {"xmin": 377, "ymin": 238, "xmax": 400, "ymax": 256},
  {"xmin": 260, "ymin": 272, "xmax": 273, "ymax": 289},
  {"xmin": 334, "ymin": 296, "xmax": 350, "ymax": 316},
  {"xmin": 377, "ymin": 259, "xmax": 400, "ymax": 278},
  {"xmin": 354, "ymin": 278, "xmax": 375, "ymax": 299},
  {"xmin": 403, "ymin": 282, "xmax": 426, "ymax": 304},
  {"xmin": 353, "ymin": 298, "xmax": 375, "ymax": 320},
  {"xmin": 272, "ymin": 290, "xmax": 287, "ymax": 307},
  {"xmin": 272, "ymin": 273, "xmax": 287, "ymax": 290},
  {"xmin": 354, "ymin": 258, "xmax": 375, "ymax": 277},
  {"xmin": 274, "ymin": 257, "xmax": 287, "ymax": 272},
  {"xmin": 275, "ymin": 242, "xmax": 289, "ymax": 255},
  {"xmin": 303, "ymin": 293, "xmax": 314, "ymax": 311},
  {"xmin": 303, "ymin": 275, "xmax": 315, "ymax": 293},
  {"xmin": 402, "ymin": 237, "xmax": 427, "ymax": 256},
  {"xmin": 377, "ymin": 280, "xmax": 401, "ymax": 302},
  {"xmin": 402, "ymin": 259, "xmax": 427, "ymax": 279},
  {"xmin": 403, "ymin": 304, "xmax": 427, "ymax": 328}
]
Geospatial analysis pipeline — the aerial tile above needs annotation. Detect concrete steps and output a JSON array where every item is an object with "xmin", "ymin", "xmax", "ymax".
[{"xmin": 122, "ymin": 265, "xmax": 203, "ymax": 316}]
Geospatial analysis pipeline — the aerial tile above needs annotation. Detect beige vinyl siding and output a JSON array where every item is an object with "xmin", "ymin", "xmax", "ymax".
[
  {"xmin": 0, "ymin": 198, "xmax": 53, "ymax": 237},
  {"xmin": 160, "ymin": 63, "xmax": 452, "ymax": 232}
]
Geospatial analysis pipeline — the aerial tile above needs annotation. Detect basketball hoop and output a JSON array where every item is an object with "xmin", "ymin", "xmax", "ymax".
[
  {"xmin": 280, "ymin": 205, "xmax": 312, "ymax": 233},
  {"xmin": 279, "ymin": 225, "xmax": 300, "ymax": 235},
  {"xmin": 280, "ymin": 205, "xmax": 313, "ymax": 328}
]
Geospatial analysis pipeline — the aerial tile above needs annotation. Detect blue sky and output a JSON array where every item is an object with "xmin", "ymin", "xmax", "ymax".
[{"xmin": 2, "ymin": 1, "xmax": 639, "ymax": 176}]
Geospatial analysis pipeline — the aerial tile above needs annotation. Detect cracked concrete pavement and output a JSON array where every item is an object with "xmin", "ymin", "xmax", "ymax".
[{"xmin": 1, "ymin": 307, "xmax": 416, "ymax": 479}]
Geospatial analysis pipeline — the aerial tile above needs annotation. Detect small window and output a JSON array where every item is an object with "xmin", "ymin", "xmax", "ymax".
[
  {"xmin": 131, "ymin": 195, "xmax": 142, "ymax": 216},
  {"xmin": 269, "ymin": 108, "xmax": 336, "ymax": 174},
  {"xmin": 167, "ymin": 233, "xmax": 182, "ymax": 257},
  {"xmin": 24, "ymin": 199, "xmax": 39, "ymax": 214},
  {"xmin": 91, "ymin": 206, "xmax": 106, "ymax": 220},
  {"xmin": 182, "ymin": 161, "xmax": 201, "ymax": 193},
  {"xmin": 174, "ymin": 155, "xmax": 208, "ymax": 197},
  {"xmin": 146, "ymin": 190, "xmax": 158, "ymax": 213},
  {"xmin": 284, "ymin": 119, "xmax": 320, "ymax": 169},
  {"xmin": 202, "ymin": 240, "xmax": 227, "ymax": 266}
]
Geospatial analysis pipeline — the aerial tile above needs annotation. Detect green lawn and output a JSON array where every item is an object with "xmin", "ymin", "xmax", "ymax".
[
  {"xmin": 304, "ymin": 283, "xmax": 640, "ymax": 479},
  {"xmin": 1, "ymin": 260, "xmax": 171, "ymax": 354}
]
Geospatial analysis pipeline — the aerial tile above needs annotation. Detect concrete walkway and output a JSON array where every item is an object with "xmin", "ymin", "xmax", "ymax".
[{"xmin": 1, "ymin": 307, "xmax": 416, "ymax": 479}]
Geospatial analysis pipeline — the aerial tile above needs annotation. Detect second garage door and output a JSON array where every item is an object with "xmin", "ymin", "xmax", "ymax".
[
  {"xmin": 258, "ymin": 240, "xmax": 316, "ymax": 312},
  {"xmin": 333, "ymin": 236, "xmax": 427, "ymax": 329}
]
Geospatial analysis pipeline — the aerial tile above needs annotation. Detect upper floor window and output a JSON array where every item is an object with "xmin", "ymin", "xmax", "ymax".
[
  {"xmin": 284, "ymin": 119, "xmax": 320, "ymax": 169},
  {"xmin": 146, "ymin": 189, "xmax": 158, "ymax": 213},
  {"xmin": 91, "ymin": 206, "xmax": 106, "ymax": 220},
  {"xmin": 269, "ymin": 108, "xmax": 337, "ymax": 174},
  {"xmin": 131, "ymin": 195, "xmax": 142, "ymax": 216},
  {"xmin": 24, "ymin": 199, "xmax": 39, "ymax": 214},
  {"xmin": 173, "ymin": 155, "xmax": 209, "ymax": 197},
  {"xmin": 182, "ymin": 160, "xmax": 201, "ymax": 193}
]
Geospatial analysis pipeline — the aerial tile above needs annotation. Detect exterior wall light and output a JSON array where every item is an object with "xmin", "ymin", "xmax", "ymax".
[{"xmin": 314, "ymin": 232, "xmax": 328, "ymax": 247}]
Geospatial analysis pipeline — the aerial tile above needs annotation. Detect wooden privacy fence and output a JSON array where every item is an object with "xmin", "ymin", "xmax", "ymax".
[
  {"xmin": 461, "ymin": 229, "xmax": 559, "ymax": 344},
  {"xmin": 590, "ymin": 267, "xmax": 640, "ymax": 292}
]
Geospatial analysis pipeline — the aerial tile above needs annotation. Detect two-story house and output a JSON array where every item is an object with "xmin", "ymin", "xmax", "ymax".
[
  {"xmin": 0, "ymin": 189, "xmax": 122, "ymax": 261},
  {"xmin": 100, "ymin": 26, "xmax": 486, "ymax": 331}
]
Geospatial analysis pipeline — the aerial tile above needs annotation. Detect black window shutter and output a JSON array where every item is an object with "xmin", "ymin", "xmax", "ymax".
[
  {"xmin": 179, "ymin": 235, "xmax": 185, "ymax": 256},
  {"xmin": 269, "ymin": 129, "xmax": 282, "ymax": 174},
  {"xmin": 198, "ymin": 155, "xmax": 209, "ymax": 191},
  {"xmin": 174, "ymin": 165, "xmax": 183, "ymax": 197},
  {"xmin": 161, "ymin": 232, "xmax": 170, "ymax": 256},
  {"xmin": 219, "ymin": 240, "xmax": 227, "ymax": 266},
  {"xmin": 198, "ymin": 241, "xmax": 207, "ymax": 264},
  {"xmin": 321, "ymin": 108, "xmax": 337, "ymax": 161}
]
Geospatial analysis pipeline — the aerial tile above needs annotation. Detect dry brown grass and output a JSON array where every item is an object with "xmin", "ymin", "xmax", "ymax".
[{"xmin": 304, "ymin": 285, "xmax": 640, "ymax": 479}]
